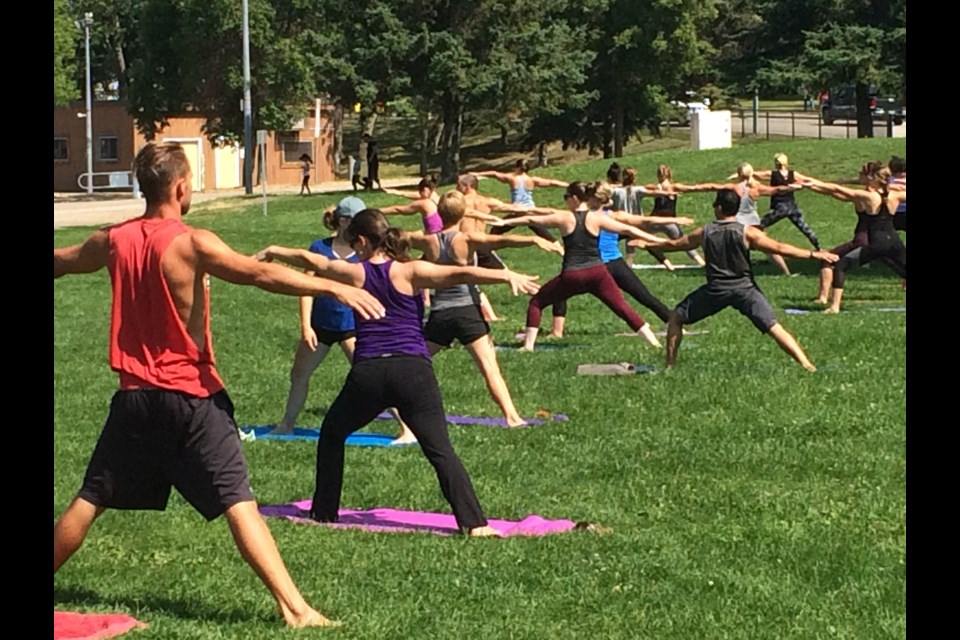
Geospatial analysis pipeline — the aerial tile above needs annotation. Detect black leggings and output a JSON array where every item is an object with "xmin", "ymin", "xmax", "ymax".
[
  {"xmin": 310, "ymin": 356, "xmax": 487, "ymax": 531},
  {"xmin": 832, "ymin": 232, "xmax": 907, "ymax": 288},
  {"xmin": 552, "ymin": 258, "xmax": 670, "ymax": 323},
  {"xmin": 759, "ymin": 202, "xmax": 821, "ymax": 250}
]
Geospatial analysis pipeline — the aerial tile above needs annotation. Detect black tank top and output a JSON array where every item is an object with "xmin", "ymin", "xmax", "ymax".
[
  {"xmin": 866, "ymin": 200, "xmax": 896, "ymax": 235},
  {"xmin": 562, "ymin": 210, "xmax": 602, "ymax": 271},
  {"xmin": 653, "ymin": 185, "xmax": 677, "ymax": 215},
  {"xmin": 702, "ymin": 220, "xmax": 754, "ymax": 290},
  {"xmin": 770, "ymin": 170, "xmax": 795, "ymax": 208}
]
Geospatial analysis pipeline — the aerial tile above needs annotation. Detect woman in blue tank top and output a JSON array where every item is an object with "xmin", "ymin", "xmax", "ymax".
[
  {"xmin": 256, "ymin": 209, "xmax": 540, "ymax": 537},
  {"xmin": 270, "ymin": 197, "xmax": 417, "ymax": 444}
]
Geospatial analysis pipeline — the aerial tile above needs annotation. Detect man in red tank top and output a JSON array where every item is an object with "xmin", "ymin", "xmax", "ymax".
[{"xmin": 53, "ymin": 142, "xmax": 385, "ymax": 629}]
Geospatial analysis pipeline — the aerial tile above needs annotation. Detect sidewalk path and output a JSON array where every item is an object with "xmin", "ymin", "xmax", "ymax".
[{"xmin": 53, "ymin": 178, "xmax": 417, "ymax": 229}]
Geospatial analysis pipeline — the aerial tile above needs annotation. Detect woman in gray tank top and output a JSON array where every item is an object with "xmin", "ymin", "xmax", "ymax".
[{"xmin": 673, "ymin": 162, "xmax": 801, "ymax": 275}]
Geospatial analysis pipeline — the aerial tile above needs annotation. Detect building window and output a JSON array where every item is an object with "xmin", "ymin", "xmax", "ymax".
[
  {"xmin": 98, "ymin": 136, "xmax": 119, "ymax": 162},
  {"xmin": 276, "ymin": 132, "xmax": 312, "ymax": 164},
  {"xmin": 54, "ymin": 137, "xmax": 69, "ymax": 162}
]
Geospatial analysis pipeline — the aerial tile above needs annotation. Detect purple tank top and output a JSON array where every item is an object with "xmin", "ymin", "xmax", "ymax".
[
  {"xmin": 423, "ymin": 212, "xmax": 443, "ymax": 234},
  {"xmin": 353, "ymin": 260, "xmax": 431, "ymax": 362}
]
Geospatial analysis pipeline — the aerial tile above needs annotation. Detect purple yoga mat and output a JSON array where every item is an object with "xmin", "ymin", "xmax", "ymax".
[
  {"xmin": 377, "ymin": 412, "xmax": 568, "ymax": 428},
  {"xmin": 260, "ymin": 500, "xmax": 577, "ymax": 537}
]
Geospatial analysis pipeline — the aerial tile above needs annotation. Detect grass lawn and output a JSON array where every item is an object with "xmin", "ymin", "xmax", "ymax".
[{"xmin": 54, "ymin": 137, "xmax": 906, "ymax": 639}]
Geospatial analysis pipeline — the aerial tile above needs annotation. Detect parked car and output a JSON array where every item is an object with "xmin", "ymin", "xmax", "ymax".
[
  {"xmin": 667, "ymin": 99, "xmax": 710, "ymax": 126},
  {"xmin": 821, "ymin": 85, "xmax": 905, "ymax": 125}
]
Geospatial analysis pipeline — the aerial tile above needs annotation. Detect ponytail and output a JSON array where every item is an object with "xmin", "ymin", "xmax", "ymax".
[
  {"xmin": 322, "ymin": 205, "xmax": 338, "ymax": 231},
  {"xmin": 345, "ymin": 209, "xmax": 411, "ymax": 262},
  {"xmin": 382, "ymin": 228, "xmax": 412, "ymax": 262}
]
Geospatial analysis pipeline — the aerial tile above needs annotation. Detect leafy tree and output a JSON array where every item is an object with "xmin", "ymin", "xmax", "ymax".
[
  {"xmin": 526, "ymin": 0, "xmax": 717, "ymax": 159},
  {"xmin": 55, "ymin": 0, "xmax": 79, "ymax": 106}
]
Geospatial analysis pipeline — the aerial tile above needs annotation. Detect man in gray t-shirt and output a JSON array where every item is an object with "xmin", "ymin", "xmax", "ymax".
[{"xmin": 645, "ymin": 189, "xmax": 838, "ymax": 371}]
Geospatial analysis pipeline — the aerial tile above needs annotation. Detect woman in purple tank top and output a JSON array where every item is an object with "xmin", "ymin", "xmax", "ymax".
[{"xmin": 256, "ymin": 210, "xmax": 539, "ymax": 537}]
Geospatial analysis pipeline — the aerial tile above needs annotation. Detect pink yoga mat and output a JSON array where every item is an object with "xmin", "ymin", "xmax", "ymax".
[
  {"xmin": 260, "ymin": 501, "xmax": 576, "ymax": 537},
  {"xmin": 54, "ymin": 611, "xmax": 146, "ymax": 640}
]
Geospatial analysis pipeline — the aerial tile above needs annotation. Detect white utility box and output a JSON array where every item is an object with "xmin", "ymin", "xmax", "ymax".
[{"xmin": 691, "ymin": 110, "xmax": 732, "ymax": 150}]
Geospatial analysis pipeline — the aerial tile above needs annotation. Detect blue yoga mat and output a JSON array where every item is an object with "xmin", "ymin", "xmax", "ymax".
[{"xmin": 239, "ymin": 427, "xmax": 411, "ymax": 447}]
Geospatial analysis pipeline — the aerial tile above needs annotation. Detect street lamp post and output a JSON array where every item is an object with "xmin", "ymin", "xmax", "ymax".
[
  {"xmin": 242, "ymin": 0, "xmax": 253, "ymax": 194},
  {"xmin": 81, "ymin": 12, "xmax": 94, "ymax": 195}
]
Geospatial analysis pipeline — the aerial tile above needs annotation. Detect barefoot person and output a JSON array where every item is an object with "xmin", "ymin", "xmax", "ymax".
[
  {"xmin": 649, "ymin": 189, "xmax": 838, "ymax": 371},
  {"xmin": 474, "ymin": 159, "xmax": 569, "ymax": 242},
  {"xmin": 256, "ymin": 209, "xmax": 541, "ymax": 536},
  {"xmin": 803, "ymin": 166, "xmax": 907, "ymax": 313},
  {"xmin": 549, "ymin": 182, "xmax": 692, "ymax": 338},
  {"xmin": 415, "ymin": 190, "xmax": 561, "ymax": 427},
  {"xmin": 499, "ymin": 181, "xmax": 666, "ymax": 351},
  {"xmin": 752, "ymin": 153, "xmax": 822, "ymax": 252},
  {"xmin": 675, "ymin": 162, "xmax": 800, "ymax": 275},
  {"xmin": 273, "ymin": 196, "xmax": 416, "ymax": 444},
  {"xmin": 53, "ymin": 142, "xmax": 385, "ymax": 628}
]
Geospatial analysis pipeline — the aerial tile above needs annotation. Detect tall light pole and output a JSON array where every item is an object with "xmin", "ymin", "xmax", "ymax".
[
  {"xmin": 242, "ymin": 0, "xmax": 253, "ymax": 194},
  {"xmin": 81, "ymin": 12, "xmax": 94, "ymax": 195}
]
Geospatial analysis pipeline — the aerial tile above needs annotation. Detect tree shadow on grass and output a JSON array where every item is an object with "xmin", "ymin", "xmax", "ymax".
[{"xmin": 54, "ymin": 585, "xmax": 269, "ymax": 625}]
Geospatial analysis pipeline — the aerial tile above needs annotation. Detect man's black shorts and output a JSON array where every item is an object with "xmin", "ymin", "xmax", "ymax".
[
  {"xmin": 77, "ymin": 389, "xmax": 254, "ymax": 521},
  {"xmin": 423, "ymin": 304, "xmax": 490, "ymax": 348},
  {"xmin": 311, "ymin": 326, "xmax": 356, "ymax": 347},
  {"xmin": 674, "ymin": 285, "xmax": 778, "ymax": 334}
]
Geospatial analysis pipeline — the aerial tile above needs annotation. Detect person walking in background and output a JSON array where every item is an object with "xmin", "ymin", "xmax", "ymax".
[
  {"xmin": 299, "ymin": 154, "xmax": 312, "ymax": 196},
  {"xmin": 366, "ymin": 139, "xmax": 381, "ymax": 190}
]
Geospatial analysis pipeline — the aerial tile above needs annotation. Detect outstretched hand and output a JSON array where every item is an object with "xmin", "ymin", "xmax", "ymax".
[
  {"xmin": 254, "ymin": 246, "xmax": 276, "ymax": 262},
  {"xmin": 330, "ymin": 284, "xmax": 386, "ymax": 320},
  {"xmin": 674, "ymin": 216, "xmax": 695, "ymax": 226},
  {"xmin": 813, "ymin": 250, "xmax": 840, "ymax": 264},
  {"xmin": 627, "ymin": 238, "xmax": 665, "ymax": 249},
  {"xmin": 534, "ymin": 237, "xmax": 565, "ymax": 256},
  {"xmin": 505, "ymin": 271, "xmax": 540, "ymax": 296}
]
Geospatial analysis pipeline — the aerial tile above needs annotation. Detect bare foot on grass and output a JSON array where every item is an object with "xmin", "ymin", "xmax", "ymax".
[
  {"xmin": 391, "ymin": 433, "xmax": 418, "ymax": 446},
  {"xmin": 285, "ymin": 608, "xmax": 342, "ymax": 629}
]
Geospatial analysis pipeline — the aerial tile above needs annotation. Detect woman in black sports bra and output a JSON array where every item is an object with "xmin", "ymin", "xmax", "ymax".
[{"xmin": 804, "ymin": 165, "xmax": 906, "ymax": 313}]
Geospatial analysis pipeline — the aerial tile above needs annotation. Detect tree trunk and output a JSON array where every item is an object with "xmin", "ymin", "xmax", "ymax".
[
  {"xmin": 333, "ymin": 104, "xmax": 344, "ymax": 175},
  {"xmin": 500, "ymin": 123, "xmax": 508, "ymax": 148},
  {"xmin": 439, "ymin": 95, "xmax": 463, "ymax": 183},
  {"xmin": 855, "ymin": 82, "xmax": 874, "ymax": 138},
  {"xmin": 431, "ymin": 119, "xmax": 444, "ymax": 154},
  {"xmin": 536, "ymin": 141, "xmax": 548, "ymax": 168},
  {"xmin": 613, "ymin": 97, "xmax": 624, "ymax": 158},
  {"xmin": 419, "ymin": 111, "xmax": 430, "ymax": 177}
]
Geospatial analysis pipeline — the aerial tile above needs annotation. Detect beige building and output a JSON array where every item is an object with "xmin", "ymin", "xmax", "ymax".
[{"xmin": 54, "ymin": 100, "xmax": 336, "ymax": 193}]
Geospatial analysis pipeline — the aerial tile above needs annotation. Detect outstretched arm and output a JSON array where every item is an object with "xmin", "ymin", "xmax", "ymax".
[
  {"xmin": 756, "ymin": 183, "xmax": 803, "ymax": 197},
  {"xmin": 671, "ymin": 182, "xmax": 734, "ymax": 193},
  {"xmin": 381, "ymin": 187, "xmax": 421, "ymax": 200},
  {"xmin": 801, "ymin": 180, "xmax": 861, "ymax": 203},
  {"xmin": 529, "ymin": 176, "xmax": 570, "ymax": 188},
  {"xmin": 631, "ymin": 227, "xmax": 705, "ymax": 252},
  {"xmin": 473, "ymin": 171, "xmax": 512, "ymax": 183},
  {"xmin": 608, "ymin": 211, "xmax": 695, "ymax": 227},
  {"xmin": 745, "ymin": 226, "xmax": 839, "ymax": 262},
  {"xmin": 408, "ymin": 261, "xmax": 540, "ymax": 296},
  {"xmin": 498, "ymin": 210, "xmax": 568, "ymax": 229},
  {"xmin": 380, "ymin": 203, "xmax": 421, "ymax": 216},
  {"xmin": 595, "ymin": 215, "xmax": 665, "ymax": 243},
  {"xmin": 464, "ymin": 231, "xmax": 564, "ymax": 256},
  {"xmin": 192, "ymin": 232, "xmax": 385, "ymax": 319},
  {"xmin": 54, "ymin": 229, "xmax": 110, "ymax": 278},
  {"xmin": 252, "ymin": 243, "xmax": 366, "ymax": 288}
]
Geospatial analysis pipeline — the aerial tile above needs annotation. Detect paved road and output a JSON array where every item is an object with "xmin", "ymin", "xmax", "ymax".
[
  {"xmin": 728, "ymin": 112, "xmax": 906, "ymax": 140},
  {"xmin": 53, "ymin": 178, "xmax": 416, "ymax": 229}
]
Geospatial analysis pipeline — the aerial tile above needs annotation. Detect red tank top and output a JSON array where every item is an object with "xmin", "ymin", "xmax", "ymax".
[{"xmin": 107, "ymin": 217, "xmax": 225, "ymax": 397}]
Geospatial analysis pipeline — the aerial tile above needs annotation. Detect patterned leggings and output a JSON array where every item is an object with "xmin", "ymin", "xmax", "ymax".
[{"xmin": 759, "ymin": 202, "xmax": 820, "ymax": 250}]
